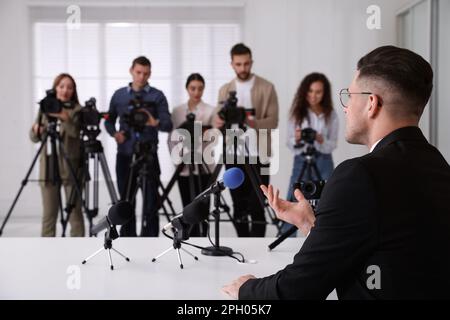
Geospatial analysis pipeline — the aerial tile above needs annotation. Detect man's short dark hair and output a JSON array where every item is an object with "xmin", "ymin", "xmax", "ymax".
[
  {"xmin": 230, "ymin": 43, "xmax": 252, "ymax": 59},
  {"xmin": 131, "ymin": 56, "xmax": 151, "ymax": 69},
  {"xmin": 357, "ymin": 45, "xmax": 433, "ymax": 116}
]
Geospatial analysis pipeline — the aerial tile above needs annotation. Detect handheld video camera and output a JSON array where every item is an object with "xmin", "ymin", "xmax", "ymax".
[
  {"xmin": 218, "ymin": 91, "xmax": 255, "ymax": 128},
  {"xmin": 123, "ymin": 94, "xmax": 158, "ymax": 133},
  {"xmin": 293, "ymin": 180, "xmax": 325, "ymax": 200},
  {"xmin": 39, "ymin": 89, "xmax": 73, "ymax": 116}
]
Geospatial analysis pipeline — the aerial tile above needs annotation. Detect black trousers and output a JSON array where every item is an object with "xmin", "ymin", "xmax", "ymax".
[
  {"xmin": 116, "ymin": 153, "xmax": 160, "ymax": 237},
  {"xmin": 225, "ymin": 161, "xmax": 270, "ymax": 237},
  {"xmin": 177, "ymin": 173, "xmax": 211, "ymax": 237}
]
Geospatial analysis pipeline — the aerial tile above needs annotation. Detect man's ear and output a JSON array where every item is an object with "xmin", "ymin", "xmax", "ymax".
[{"xmin": 368, "ymin": 94, "xmax": 382, "ymax": 119}]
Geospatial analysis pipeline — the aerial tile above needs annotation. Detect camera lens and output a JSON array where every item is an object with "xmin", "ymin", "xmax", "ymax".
[{"xmin": 303, "ymin": 181, "xmax": 317, "ymax": 195}]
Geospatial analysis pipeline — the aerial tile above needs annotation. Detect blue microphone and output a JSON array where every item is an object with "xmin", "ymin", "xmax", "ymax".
[
  {"xmin": 162, "ymin": 167, "xmax": 244, "ymax": 231},
  {"xmin": 193, "ymin": 167, "xmax": 244, "ymax": 201}
]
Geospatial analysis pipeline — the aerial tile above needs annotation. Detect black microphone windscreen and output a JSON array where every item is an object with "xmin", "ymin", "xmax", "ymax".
[{"xmin": 108, "ymin": 201, "xmax": 133, "ymax": 225}]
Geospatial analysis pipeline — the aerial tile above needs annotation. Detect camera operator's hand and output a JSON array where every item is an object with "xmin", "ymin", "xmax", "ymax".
[
  {"xmin": 47, "ymin": 109, "xmax": 69, "ymax": 122},
  {"xmin": 114, "ymin": 131, "xmax": 126, "ymax": 144},
  {"xmin": 316, "ymin": 133, "xmax": 324, "ymax": 144},
  {"xmin": 32, "ymin": 123, "xmax": 45, "ymax": 136},
  {"xmin": 260, "ymin": 184, "xmax": 315, "ymax": 236},
  {"xmin": 212, "ymin": 114, "xmax": 225, "ymax": 129},
  {"xmin": 146, "ymin": 115, "xmax": 160, "ymax": 127},
  {"xmin": 138, "ymin": 109, "xmax": 160, "ymax": 127},
  {"xmin": 295, "ymin": 127, "xmax": 302, "ymax": 143},
  {"xmin": 246, "ymin": 114, "xmax": 256, "ymax": 128}
]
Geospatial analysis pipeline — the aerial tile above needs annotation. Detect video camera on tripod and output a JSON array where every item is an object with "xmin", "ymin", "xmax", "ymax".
[
  {"xmin": 39, "ymin": 89, "xmax": 74, "ymax": 120},
  {"xmin": 123, "ymin": 94, "xmax": 158, "ymax": 133},
  {"xmin": 178, "ymin": 112, "xmax": 196, "ymax": 134},
  {"xmin": 79, "ymin": 97, "xmax": 109, "ymax": 140},
  {"xmin": 218, "ymin": 91, "xmax": 255, "ymax": 129}
]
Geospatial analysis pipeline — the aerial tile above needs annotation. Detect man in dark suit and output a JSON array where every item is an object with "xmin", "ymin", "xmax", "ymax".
[{"xmin": 222, "ymin": 45, "xmax": 450, "ymax": 299}]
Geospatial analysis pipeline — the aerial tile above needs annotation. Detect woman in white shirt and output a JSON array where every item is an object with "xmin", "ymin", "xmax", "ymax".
[
  {"xmin": 283, "ymin": 73, "xmax": 339, "ymax": 233},
  {"xmin": 169, "ymin": 73, "xmax": 214, "ymax": 236}
]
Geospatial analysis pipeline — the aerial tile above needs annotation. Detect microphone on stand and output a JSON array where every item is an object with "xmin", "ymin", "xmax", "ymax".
[
  {"xmin": 162, "ymin": 167, "xmax": 245, "ymax": 232},
  {"xmin": 91, "ymin": 201, "xmax": 132, "ymax": 235}
]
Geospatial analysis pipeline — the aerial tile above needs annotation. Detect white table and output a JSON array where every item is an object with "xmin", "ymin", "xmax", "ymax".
[{"xmin": 0, "ymin": 237, "xmax": 337, "ymax": 300}]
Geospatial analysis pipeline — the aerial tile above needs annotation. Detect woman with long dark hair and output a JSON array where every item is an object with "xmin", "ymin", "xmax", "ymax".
[{"xmin": 283, "ymin": 72, "xmax": 339, "ymax": 233}]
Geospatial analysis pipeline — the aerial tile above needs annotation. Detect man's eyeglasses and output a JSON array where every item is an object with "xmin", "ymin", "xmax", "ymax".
[{"xmin": 339, "ymin": 88, "xmax": 372, "ymax": 108}]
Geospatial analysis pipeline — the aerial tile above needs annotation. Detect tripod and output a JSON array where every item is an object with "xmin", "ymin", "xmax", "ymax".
[
  {"xmin": 152, "ymin": 220, "xmax": 198, "ymax": 269},
  {"xmin": 209, "ymin": 123, "xmax": 282, "ymax": 236},
  {"xmin": 159, "ymin": 128, "xmax": 233, "ymax": 237},
  {"xmin": 268, "ymin": 143, "xmax": 322, "ymax": 250},
  {"xmin": 65, "ymin": 129, "xmax": 119, "ymax": 236},
  {"xmin": 82, "ymin": 224, "xmax": 130, "ymax": 270},
  {"xmin": 1, "ymin": 118, "xmax": 85, "ymax": 237},
  {"xmin": 123, "ymin": 136, "xmax": 175, "ymax": 236}
]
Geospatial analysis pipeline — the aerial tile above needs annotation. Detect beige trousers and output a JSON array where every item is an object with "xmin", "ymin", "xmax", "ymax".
[{"xmin": 40, "ymin": 183, "xmax": 85, "ymax": 237}]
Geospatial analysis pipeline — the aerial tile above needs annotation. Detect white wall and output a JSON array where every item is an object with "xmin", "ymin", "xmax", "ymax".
[
  {"xmin": 0, "ymin": 0, "xmax": 415, "ymax": 222},
  {"xmin": 243, "ymin": 0, "xmax": 411, "ymax": 196},
  {"xmin": 437, "ymin": 0, "xmax": 450, "ymax": 160}
]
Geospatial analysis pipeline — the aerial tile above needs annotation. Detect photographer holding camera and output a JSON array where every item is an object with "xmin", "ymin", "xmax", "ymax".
[
  {"xmin": 212, "ymin": 43, "xmax": 279, "ymax": 237},
  {"xmin": 282, "ymin": 73, "xmax": 339, "ymax": 235},
  {"xmin": 30, "ymin": 73, "xmax": 84, "ymax": 237},
  {"xmin": 105, "ymin": 56, "xmax": 172, "ymax": 237},
  {"xmin": 169, "ymin": 73, "xmax": 214, "ymax": 237}
]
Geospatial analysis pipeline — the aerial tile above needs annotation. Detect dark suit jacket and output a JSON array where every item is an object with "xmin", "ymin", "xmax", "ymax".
[{"xmin": 240, "ymin": 126, "xmax": 450, "ymax": 299}]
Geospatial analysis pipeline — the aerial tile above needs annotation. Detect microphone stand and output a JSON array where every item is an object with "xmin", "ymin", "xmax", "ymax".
[
  {"xmin": 152, "ymin": 220, "xmax": 199, "ymax": 269},
  {"xmin": 81, "ymin": 224, "xmax": 130, "ymax": 270},
  {"xmin": 201, "ymin": 190, "xmax": 233, "ymax": 256}
]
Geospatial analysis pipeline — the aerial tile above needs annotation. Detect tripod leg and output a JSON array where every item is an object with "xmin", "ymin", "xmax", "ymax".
[
  {"xmin": 111, "ymin": 248, "xmax": 130, "ymax": 262},
  {"xmin": 156, "ymin": 163, "xmax": 184, "ymax": 212},
  {"xmin": 98, "ymin": 152, "xmax": 119, "ymax": 203},
  {"xmin": 59, "ymin": 184, "xmax": 68, "ymax": 237},
  {"xmin": 151, "ymin": 246, "xmax": 173, "ymax": 261},
  {"xmin": 181, "ymin": 247, "xmax": 199, "ymax": 261},
  {"xmin": 107, "ymin": 249, "xmax": 114, "ymax": 270},
  {"xmin": 0, "ymin": 137, "xmax": 47, "ymax": 236},
  {"xmin": 158, "ymin": 180, "xmax": 177, "ymax": 220},
  {"xmin": 84, "ymin": 154, "xmax": 91, "ymax": 218},
  {"xmin": 188, "ymin": 165, "xmax": 196, "ymax": 200},
  {"xmin": 58, "ymin": 140, "xmax": 87, "ymax": 214},
  {"xmin": 49, "ymin": 137, "xmax": 68, "ymax": 237},
  {"xmin": 140, "ymin": 172, "xmax": 148, "ymax": 235},
  {"xmin": 311, "ymin": 162, "xmax": 323, "ymax": 181},
  {"xmin": 82, "ymin": 247, "xmax": 104, "ymax": 264},
  {"xmin": 94, "ymin": 154, "xmax": 99, "ymax": 214},
  {"xmin": 176, "ymin": 248, "xmax": 184, "ymax": 269}
]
